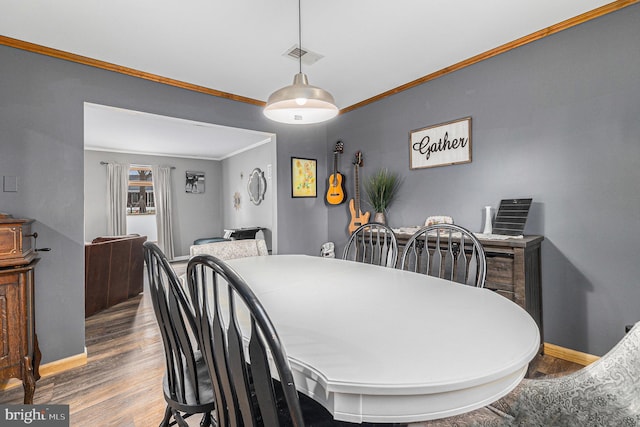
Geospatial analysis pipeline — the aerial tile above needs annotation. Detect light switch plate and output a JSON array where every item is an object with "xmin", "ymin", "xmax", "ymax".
[{"xmin": 3, "ymin": 176, "xmax": 17, "ymax": 192}]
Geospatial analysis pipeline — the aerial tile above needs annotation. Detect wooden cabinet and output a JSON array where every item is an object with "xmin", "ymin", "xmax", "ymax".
[
  {"xmin": 0, "ymin": 216, "xmax": 41, "ymax": 403},
  {"xmin": 396, "ymin": 233, "xmax": 544, "ymax": 342},
  {"xmin": 481, "ymin": 236, "xmax": 544, "ymax": 342}
]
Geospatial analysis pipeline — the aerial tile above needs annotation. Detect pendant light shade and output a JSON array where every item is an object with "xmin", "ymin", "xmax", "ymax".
[
  {"xmin": 264, "ymin": 73, "xmax": 338, "ymax": 124},
  {"xmin": 263, "ymin": 0, "xmax": 338, "ymax": 124}
]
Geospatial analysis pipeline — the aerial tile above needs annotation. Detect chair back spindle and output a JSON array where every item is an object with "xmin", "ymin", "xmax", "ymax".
[
  {"xmin": 400, "ymin": 224, "xmax": 486, "ymax": 287},
  {"xmin": 187, "ymin": 254, "xmax": 306, "ymax": 427},
  {"xmin": 143, "ymin": 241, "xmax": 214, "ymax": 427},
  {"xmin": 343, "ymin": 223, "xmax": 398, "ymax": 268}
]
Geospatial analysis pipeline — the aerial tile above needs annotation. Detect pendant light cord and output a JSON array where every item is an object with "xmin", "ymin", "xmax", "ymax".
[{"xmin": 298, "ymin": 0, "xmax": 302, "ymax": 74}]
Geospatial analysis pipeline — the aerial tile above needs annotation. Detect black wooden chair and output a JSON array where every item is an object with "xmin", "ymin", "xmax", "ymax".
[
  {"xmin": 143, "ymin": 242, "xmax": 215, "ymax": 427},
  {"xmin": 186, "ymin": 254, "xmax": 335, "ymax": 427},
  {"xmin": 342, "ymin": 222, "xmax": 398, "ymax": 268},
  {"xmin": 400, "ymin": 223, "xmax": 487, "ymax": 287}
]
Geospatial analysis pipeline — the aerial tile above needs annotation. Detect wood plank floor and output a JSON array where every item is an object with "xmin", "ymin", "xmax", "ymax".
[{"xmin": 0, "ymin": 270, "xmax": 583, "ymax": 426}]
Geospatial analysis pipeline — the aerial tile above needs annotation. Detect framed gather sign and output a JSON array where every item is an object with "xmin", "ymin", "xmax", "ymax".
[{"xmin": 409, "ymin": 117, "xmax": 472, "ymax": 169}]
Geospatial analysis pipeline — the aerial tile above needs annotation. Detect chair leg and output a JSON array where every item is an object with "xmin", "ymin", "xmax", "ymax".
[
  {"xmin": 200, "ymin": 411, "xmax": 213, "ymax": 427},
  {"xmin": 159, "ymin": 406, "xmax": 172, "ymax": 427},
  {"xmin": 172, "ymin": 410, "xmax": 189, "ymax": 427}
]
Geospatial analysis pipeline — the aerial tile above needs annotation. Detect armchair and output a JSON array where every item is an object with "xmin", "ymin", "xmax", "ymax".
[
  {"xmin": 85, "ymin": 234, "xmax": 147, "ymax": 317},
  {"xmin": 189, "ymin": 239, "xmax": 269, "ymax": 260}
]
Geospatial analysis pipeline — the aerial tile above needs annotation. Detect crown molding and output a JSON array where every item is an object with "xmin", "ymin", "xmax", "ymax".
[
  {"xmin": 1, "ymin": 0, "xmax": 637, "ymax": 115},
  {"xmin": 340, "ymin": 0, "xmax": 640, "ymax": 114},
  {"xmin": 0, "ymin": 35, "xmax": 265, "ymax": 107}
]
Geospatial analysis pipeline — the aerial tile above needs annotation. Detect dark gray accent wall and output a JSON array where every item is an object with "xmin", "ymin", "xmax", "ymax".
[
  {"xmin": 327, "ymin": 5, "xmax": 640, "ymax": 355},
  {"xmin": 0, "ymin": 44, "xmax": 326, "ymax": 363}
]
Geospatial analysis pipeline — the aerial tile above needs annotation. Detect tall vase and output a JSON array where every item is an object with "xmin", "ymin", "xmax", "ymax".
[
  {"xmin": 374, "ymin": 211, "xmax": 386, "ymax": 225},
  {"xmin": 483, "ymin": 206, "xmax": 492, "ymax": 234}
]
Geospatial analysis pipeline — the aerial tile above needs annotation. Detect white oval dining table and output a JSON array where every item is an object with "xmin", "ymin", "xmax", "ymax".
[{"xmin": 223, "ymin": 254, "xmax": 540, "ymax": 424}]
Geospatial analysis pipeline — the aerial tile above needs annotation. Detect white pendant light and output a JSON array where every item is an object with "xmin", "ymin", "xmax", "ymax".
[{"xmin": 264, "ymin": 0, "xmax": 338, "ymax": 124}]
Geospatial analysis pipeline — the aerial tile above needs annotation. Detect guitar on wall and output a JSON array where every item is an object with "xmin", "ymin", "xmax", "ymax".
[
  {"xmin": 325, "ymin": 141, "xmax": 346, "ymax": 205},
  {"xmin": 348, "ymin": 151, "xmax": 370, "ymax": 234}
]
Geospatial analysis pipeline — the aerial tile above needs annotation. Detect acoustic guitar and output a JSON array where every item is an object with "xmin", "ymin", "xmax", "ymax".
[
  {"xmin": 326, "ymin": 141, "xmax": 346, "ymax": 205},
  {"xmin": 348, "ymin": 151, "xmax": 370, "ymax": 234}
]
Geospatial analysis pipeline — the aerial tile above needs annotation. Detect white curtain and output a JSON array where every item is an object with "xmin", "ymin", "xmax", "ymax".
[
  {"xmin": 107, "ymin": 162, "xmax": 129, "ymax": 236},
  {"xmin": 152, "ymin": 165, "xmax": 175, "ymax": 259}
]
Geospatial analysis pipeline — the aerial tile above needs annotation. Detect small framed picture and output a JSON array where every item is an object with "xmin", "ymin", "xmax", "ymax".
[
  {"xmin": 291, "ymin": 157, "xmax": 317, "ymax": 198},
  {"xmin": 185, "ymin": 171, "xmax": 205, "ymax": 193}
]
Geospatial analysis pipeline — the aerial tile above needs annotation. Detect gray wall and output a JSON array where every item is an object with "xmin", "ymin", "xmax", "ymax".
[
  {"xmin": 2, "ymin": 3, "xmax": 633, "ymax": 365},
  {"xmin": 0, "ymin": 51, "xmax": 86, "ymax": 364},
  {"xmin": 0, "ymin": 44, "xmax": 325, "ymax": 363},
  {"xmin": 327, "ymin": 5, "xmax": 640, "ymax": 355},
  {"xmin": 84, "ymin": 150, "xmax": 223, "ymax": 257},
  {"xmin": 273, "ymin": 124, "xmax": 329, "ymax": 256},
  {"xmin": 221, "ymin": 140, "xmax": 277, "ymax": 252}
]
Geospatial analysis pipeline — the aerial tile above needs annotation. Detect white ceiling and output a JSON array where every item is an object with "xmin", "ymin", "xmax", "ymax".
[
  {"xmin": 84, "ymin": 103, "xmax": 273, "ymax": 160},
  {"xmin": 2, "ymin": 0, "xmax": 614, "ymax": 158}
]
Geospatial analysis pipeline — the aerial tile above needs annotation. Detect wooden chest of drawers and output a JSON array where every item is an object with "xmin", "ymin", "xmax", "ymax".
[
  {"xmin": 481, "ymin": 236, "xmax": 544, "ymax": 341},
  {"xmin": 395, "ymin": 233, "xmax": 544, "ymax": 342}
]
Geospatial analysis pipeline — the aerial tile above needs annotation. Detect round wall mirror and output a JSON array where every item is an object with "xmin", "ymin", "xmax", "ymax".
[{"xmin": 247, "ymin": 168, "xmax": 267, "ymax": 205}]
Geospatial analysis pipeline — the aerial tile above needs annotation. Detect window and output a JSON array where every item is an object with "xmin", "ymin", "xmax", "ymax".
[{"xmin": 127, "ymin": 166, "xmax": 155, "ymax": 215}]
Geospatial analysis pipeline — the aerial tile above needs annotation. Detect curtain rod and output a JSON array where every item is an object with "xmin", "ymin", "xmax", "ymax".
[{"xmin": 100, "ymin": 161, "xmax": 176, "ymax": 170}]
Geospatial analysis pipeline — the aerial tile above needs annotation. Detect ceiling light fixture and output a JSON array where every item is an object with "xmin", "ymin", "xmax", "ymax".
[{"xmin": 263, "ymin": 0, "xmax": 338, "ymax": 125}]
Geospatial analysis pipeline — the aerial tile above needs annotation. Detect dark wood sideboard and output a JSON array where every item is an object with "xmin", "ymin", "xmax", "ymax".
[
  {"xmin": 0, "ymin": 216, "xmax": 41, "ymax": 403},
  {"xmin": 395, "ymin": 233, "xmax": 544, "ymax": 343}
]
